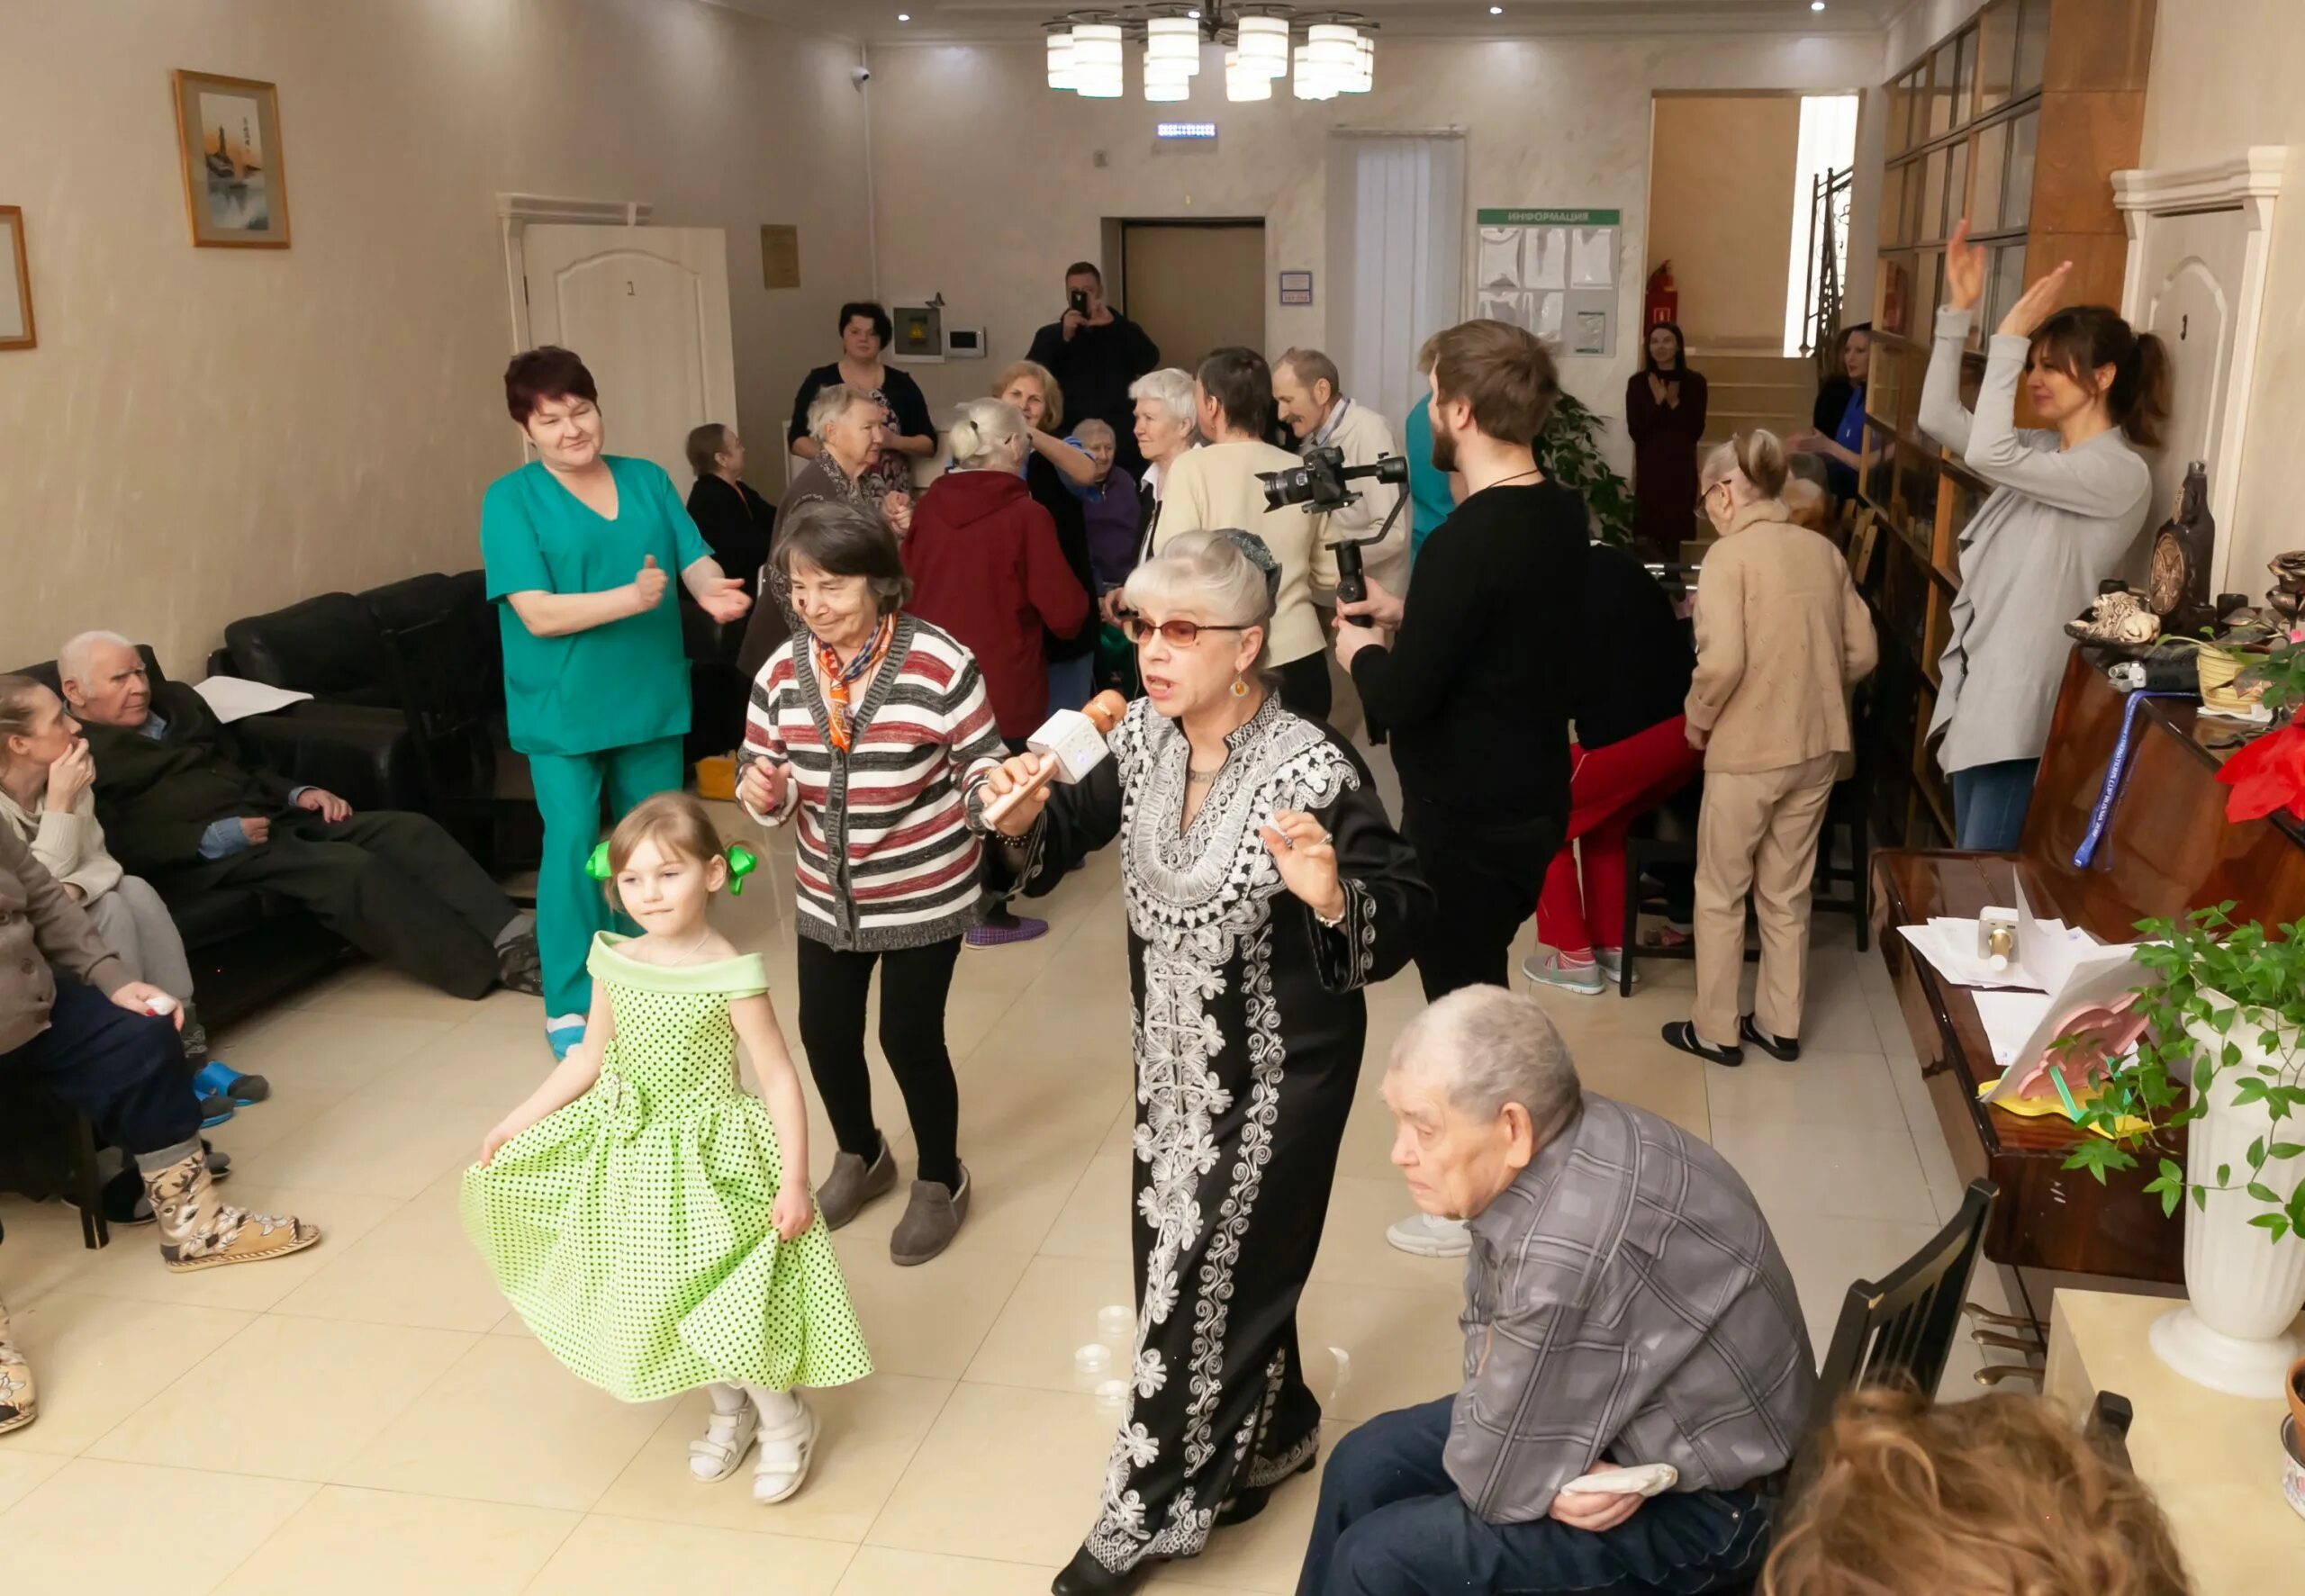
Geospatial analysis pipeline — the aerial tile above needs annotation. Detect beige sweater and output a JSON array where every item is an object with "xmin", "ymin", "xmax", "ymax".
[
  {"xmin": 0, "ymin": 786, "xmax": 125, "ymax": 903},
  {"xmin": 1153, "ymin": 438, "xmax": 1341, "ymax": 666},
  {"xmin": 1686, "ymin": 500, "xmax": 1878, "ymax": 774}
]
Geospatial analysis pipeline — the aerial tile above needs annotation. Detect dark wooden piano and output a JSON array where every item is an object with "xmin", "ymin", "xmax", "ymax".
[{"xmin": 1874, "ymin": 648, "xmax": 2305, "ymax": 1284}]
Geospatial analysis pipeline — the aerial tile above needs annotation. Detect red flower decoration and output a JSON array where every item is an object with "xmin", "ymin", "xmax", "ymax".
[{"xmin": 2219, "ymin": 722, "xmax": 2305, "ymax": 823}]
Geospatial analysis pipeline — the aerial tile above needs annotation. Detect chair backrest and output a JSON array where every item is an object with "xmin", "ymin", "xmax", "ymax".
[
  {"xmin": 372, "ymin": 608, "xmax": 499, "ymax": 802},
  {"xmin": 223, "ymin": 592, "xmax": 393, "ymax": 704},
  {"xmin": 1815, "ymin": 1177, "xmax": 1998, "ymax": 1403},
  {"xmin": 11, "ymin": 643, "xmax": 168, "ymax": 699},
  {"xmin": 2084, "ymin": 1389, "xmax": 2136, "ymax": 1473}
]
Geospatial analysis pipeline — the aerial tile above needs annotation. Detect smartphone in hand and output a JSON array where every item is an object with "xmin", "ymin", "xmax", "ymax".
[{"xmin": 1069, "ymin": 288, "xmax": 1090, "ymax": 315}]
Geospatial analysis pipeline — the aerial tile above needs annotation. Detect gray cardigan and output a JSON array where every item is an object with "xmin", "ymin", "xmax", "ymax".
[
  {"xmin": 1918, "ymin": 306, "xmax": 2152, "ymax": 773},
  {"xmin": 0, "ymin": 819, "xmax": 128, "ymax": 1055}
]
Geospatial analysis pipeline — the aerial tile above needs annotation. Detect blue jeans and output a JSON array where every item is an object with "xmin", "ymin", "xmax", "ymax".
[
  {"xmin": 1950, "ymin": 757, "xmax": 2039, "ymax": 852},
  {"xmin": 1295, "ymin": 1399, "xmax": 1771, "ymax": 1596}
]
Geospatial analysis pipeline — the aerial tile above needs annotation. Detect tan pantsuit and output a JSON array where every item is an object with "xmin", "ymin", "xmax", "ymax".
[{"xmin": 1692, "ymin": 753, "xmax": 1839, "ymax": 1048}]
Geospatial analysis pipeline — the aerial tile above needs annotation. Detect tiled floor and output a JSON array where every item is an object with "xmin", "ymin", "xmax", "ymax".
[{"xmin": 0, "ymin": 759, "xmax": 2001, "ymax": 1594}]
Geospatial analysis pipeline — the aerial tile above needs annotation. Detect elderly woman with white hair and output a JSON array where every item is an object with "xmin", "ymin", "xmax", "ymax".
[
  {"xmin": 980, "ymin": 528, "xmax": 1432, "ymax": 1595},
  {"xmin": 738, "ymin": 383, "xmax": 915, "ymax": 681},
  {"xmin": 1295, "ymin": 984, "xmax": 1812, "ymax": 1596},
  {"xmin": 1124, "ymin": 366, "xmax": 1200, "ymax": 582}
]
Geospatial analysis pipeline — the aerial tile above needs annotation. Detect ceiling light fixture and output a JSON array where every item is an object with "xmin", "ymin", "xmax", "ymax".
[
  {"xmin": 896, "ymin": 11, "xmax": 910, "ymax": 19},
  {"xmin": 1040, "ymin": 10, "xmax": 1378, "ymax": 106},
  {"xmin": 1810, "ymin": 1, "xmax": 1825, "ymax": 9},
  {"xmin": 1488, "ymin": 5, "xmax": 1502, "ymax": 14}
]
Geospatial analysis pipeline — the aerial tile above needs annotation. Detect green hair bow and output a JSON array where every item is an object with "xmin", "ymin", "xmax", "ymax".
[{"xmin": 585, "ymin": 841, "xmax": 759, "ymax": 895}]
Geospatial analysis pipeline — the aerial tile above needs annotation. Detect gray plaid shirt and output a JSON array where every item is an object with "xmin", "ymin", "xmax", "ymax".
[{"xmin": 1448, "ymin": 1093, "xmax": 1815, "ymax": 1523}]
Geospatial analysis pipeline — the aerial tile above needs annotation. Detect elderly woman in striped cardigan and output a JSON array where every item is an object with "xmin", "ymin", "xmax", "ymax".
[{"xmin": 736, "ymin": 500, "xmax": 1006, "ymax": 1267}]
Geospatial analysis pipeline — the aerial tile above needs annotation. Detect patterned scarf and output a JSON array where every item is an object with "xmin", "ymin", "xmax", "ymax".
[{"xmin": 813, "ymin": 615, "xmax": 895, "ymax": 753}]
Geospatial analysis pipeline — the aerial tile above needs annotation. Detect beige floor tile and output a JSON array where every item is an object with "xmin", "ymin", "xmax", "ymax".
[
  {"xmin": 64, "ymin": 1185, "xmax": 399, "ymax": 1314},
  {"xmin": 1137, "ymin": 1422, "xmax": 1342, "ymax": 1593},
  {"xmin": 358, "ymin": 1015, "xmax": 559, "ymax": 1109},
  {"xmin": 0, "ymin": 1457, "xmax": 315, "ymax": 1595},
  {"xmin": 833, "ymin": 1546, "xmax": 1055, "ymax": 1596},
  {"xmin": 838, "ymin": 1245, "xmax": 1032, "ymax": 1381},
  {"xmin": 1330, "ymin": 1090, "xmax": 1404, "ymax": 1182},
  {"xmin": 270, "ymin": 1168, "xmax": 509, "ymax": 1331},
  {"xmin": 250, "ymin": 1086, "xmax": 501, "ymax": 1200},
  {"xmin": 529, "ymin": 1514, "xmax": 857, "ymax": 1595},
  {"xmin": 212, "ymin": 1485, "xmax": 578, "ymax": 1596},
  {"xmin": 88, "ymin": 1314, "xmax": 475, "ymax": 1479},
  {"xmin": 219, "ymin": 1008, "xmax": 466, "ymax": 1105},
  {"xmin": 0, "ymin": 1196, "xmax": 105, "ymax": 1306},
  {"xmin": 863, "ymin": 1381, "xmax": 1110, "ymax": 1566},
  {"xmin": 1707, "ymin": 1115, "xmax": 1937, "ymax": 1228},
  {"xmin": 1764, "ymin": 1211, "xmax": 1949, "ymax": 1354},
  {"xmin": 593, "ymin": 1374, "xmax": 953, "ymax": 1542},
  {"xmin": 337, "ymin": 1335, "xmax": 669, "ymax": 1510},
  {"xmin": 289, "ymin": 962, "xmax": 544, "ymax": 1026},
  {"xmin": 1293, "ymin": 1280, "xmax": 1464, "ymax": 1424},
  {"xmin": 0, "ymin": 1446, "xmax": 70, "ymax": 1513},
  {"xmin": 1703, "ymin": 1048, "xmax": 1906, "ymax": 1132},
  {"xmin": 1034, "ymin": 1153, "xmax": 1133, "ymax": 1262},
  {"xmin": 3, "ymin": 1291, "xmax": 256, "ymax": 1453},
  {"xmin": 961, "ymin": 1252, "xmax": 1139, "ymax": 1394},
  {"xmin": 1308, "ymin": 1177, "xmax": 1472, "ymax": 1292},
  {"xmin": 1093, "ymin": 1102, "xmax": 1137, "ymax": 1159}
]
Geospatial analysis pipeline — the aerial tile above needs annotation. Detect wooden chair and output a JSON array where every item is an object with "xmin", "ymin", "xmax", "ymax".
[{"xmin": 0, "ymin": 1077, "xmax": 112, "ymax": 1250}]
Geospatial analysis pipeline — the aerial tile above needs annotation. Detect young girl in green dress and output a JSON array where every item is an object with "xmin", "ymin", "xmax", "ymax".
[{"xmin": 464, "ymin": 792, "xmax": 871, "ymax": 1503}]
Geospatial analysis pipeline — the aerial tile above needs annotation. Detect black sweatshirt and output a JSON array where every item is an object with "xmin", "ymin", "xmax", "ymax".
[
  {"xmin": 1350, "ymin": 481, "xmax": 1588, "ymax": 822},
  {"xmin": 1572, "ymin": 542, "xmax": 1695, "ymax": 750}
]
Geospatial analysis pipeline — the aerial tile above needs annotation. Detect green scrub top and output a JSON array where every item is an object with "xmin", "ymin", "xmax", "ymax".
[{"xmin": 481, "ymin": 455, "xmax": 712, "ymax": 758}]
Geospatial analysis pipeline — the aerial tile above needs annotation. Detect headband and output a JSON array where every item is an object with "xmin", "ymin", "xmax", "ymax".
[
  {"xmin": 1219, "ymin": 528, "xmax": 1283, "ymax": 610},
  {"xmin": 585, "ymin": 840, "xmax": 759, "ymax": 895}
]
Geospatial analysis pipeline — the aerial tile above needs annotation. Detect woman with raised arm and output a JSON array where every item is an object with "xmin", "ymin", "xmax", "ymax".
[
  {"xmin": 979, "ymin": 529, "xmax": 1431, "ymax": 1596},
  {"xmin": 1919, "ymin": 221, "xmax": 2165, "ymax": 850}
]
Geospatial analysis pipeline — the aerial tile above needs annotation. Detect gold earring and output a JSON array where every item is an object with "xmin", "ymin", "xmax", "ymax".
[{"xmin": 1231, "ymin": 677, "xmax": 1249, "ymax": 699}]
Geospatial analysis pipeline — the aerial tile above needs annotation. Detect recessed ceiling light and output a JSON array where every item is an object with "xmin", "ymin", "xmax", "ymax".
[
  {"xmin": 897, "ymin": 9, "xmax": 910, "ymax": 17},
  {"xmin": 1810, "ymin": 1, "xmax": 1825, "ymax": 9}
]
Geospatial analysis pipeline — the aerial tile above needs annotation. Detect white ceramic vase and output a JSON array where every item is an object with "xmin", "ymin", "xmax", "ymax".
[{"xmin": 2150, "ymin": 994, "xmax": 2305, "ymax": 1398}]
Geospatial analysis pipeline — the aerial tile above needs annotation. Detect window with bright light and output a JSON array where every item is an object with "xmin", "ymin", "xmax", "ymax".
[{"xmin": 1785, "ymin": 95, "xmax": 1859, "ymax": 356}]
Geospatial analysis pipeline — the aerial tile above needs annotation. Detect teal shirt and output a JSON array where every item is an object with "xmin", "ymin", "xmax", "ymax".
[
  {"xmin": 480, "ymin": 455, "xmax": 711, "ymax": 757},
  {"xmin": 1404, "ymin": 402, "xmax": 1454, "ymax": 565}
]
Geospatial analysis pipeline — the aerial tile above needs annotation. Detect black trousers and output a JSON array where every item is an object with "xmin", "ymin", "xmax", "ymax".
[
  {"xmin": 794, "ymin": 934, "xmax": 964, "ymax": 1188},
  {"xmin": 1401, "ymin": 798, "xmax": 1561, "ymax": 1001},
  {"xmin": 1, "ymin": 978, "xmax": 199, "ymax": 1158},
  {"xmin": 1274, "ymin": 651, "xmax": 1333, "ymax": 723},
  {"xmin": 161, "ymin": 810, "xmax": 514, "ymax": 999}
]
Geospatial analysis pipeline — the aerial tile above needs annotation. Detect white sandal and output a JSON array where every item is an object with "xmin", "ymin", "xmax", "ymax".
[
  {"xmin": 751, "ymin": 1396, "xmax": 818, "ymax": 1504},
  {"xmin": 689, "ymin": 1398, "xmax": 760, "ymax": 1483}
]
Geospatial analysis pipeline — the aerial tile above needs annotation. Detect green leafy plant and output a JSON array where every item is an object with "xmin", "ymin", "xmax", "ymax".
[
  {"xmin": 1533, "ymin": 391, "xmax": 1633, "ymax": 547},
  {"xmin": 2065, "ymin": 906, "xmax": 2305, "ymax": 1240},
  {"xmin": 2239, "ymin": 628, "xmax": 2305, "ymax": 715}
]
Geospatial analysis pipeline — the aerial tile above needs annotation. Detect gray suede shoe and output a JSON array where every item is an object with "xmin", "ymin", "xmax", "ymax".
[
  {"xmin": 817, "ymin": 1135, "xmax": 897, "ymax": 1231},
  {"xmin": 890, "ymin": 1165, "xmax": 971, "ymax": 1267}
]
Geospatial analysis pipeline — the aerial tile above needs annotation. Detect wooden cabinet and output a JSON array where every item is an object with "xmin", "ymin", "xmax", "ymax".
[{"xmin": 1860, "ymin": 0, "xmax": 2156, "ymax": 845}]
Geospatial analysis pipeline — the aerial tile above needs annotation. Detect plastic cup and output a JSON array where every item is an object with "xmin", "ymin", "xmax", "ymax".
[
  {"xmin": 1098, "ymin": 1304, "xmax": 1134, "ymax": 1340},
  {"xmin": 1095, "ymin": 1377, "xmax": 1128, "ymax": 1409},
  {"xmin": 1074, "ymin": 1344, "xmax": 1112, "ymax": 1376}
]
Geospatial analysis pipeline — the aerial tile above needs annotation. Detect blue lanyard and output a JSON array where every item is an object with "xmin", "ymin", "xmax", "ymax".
[{"xmin": 2073, "ymin": 690, "xmax": 2194, "ymax": 869}]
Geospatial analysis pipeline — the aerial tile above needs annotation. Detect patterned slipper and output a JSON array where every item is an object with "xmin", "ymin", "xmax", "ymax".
[{"xmin": 965, "ymin": 916, "xmax": 1049, "ymax": 948}]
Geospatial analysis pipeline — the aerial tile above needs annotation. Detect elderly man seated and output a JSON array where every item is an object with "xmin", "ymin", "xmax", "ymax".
[
  {"xmin": 59, "ymin": 631, "xmax": 539, "ymax": 1002},
  {"xmin": 1297, "ymin": 987, "xmax": 1814, "ymax": 1596}
]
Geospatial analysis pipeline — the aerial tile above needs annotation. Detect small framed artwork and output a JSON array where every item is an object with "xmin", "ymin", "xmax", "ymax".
[
  {"xmin": 170, "ymin": 69, "xmax": 291, "ymax": 248},
  {"xmin": 0, "ymin": 206, "xmax": 32, "ymax": 350}
]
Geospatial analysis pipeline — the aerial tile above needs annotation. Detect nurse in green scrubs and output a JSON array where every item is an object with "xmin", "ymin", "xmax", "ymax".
[{"xmin": 482, "ymin": 347, "xmax": 753, "ymax": 1057}]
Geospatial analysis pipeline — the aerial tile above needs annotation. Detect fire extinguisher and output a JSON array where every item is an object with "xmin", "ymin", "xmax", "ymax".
[{"xmin": 1644, "ymin": 261, "xmax": 1678, "ymax": 329}]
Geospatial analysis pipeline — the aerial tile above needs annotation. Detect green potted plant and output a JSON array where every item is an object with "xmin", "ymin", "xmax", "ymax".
[
  {"xmin": 1532, "ymin": 391, "xmax": 1633, "ymax": 547},
  {"xmin": 2067, "ymin": 906, "xmax": 2305, "ymax": 1396}
]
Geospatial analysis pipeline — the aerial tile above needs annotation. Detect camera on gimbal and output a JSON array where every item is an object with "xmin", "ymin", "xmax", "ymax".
[{"xmin": 1253, "ymin": 446, "xmax": 1410, "ymax": 603}]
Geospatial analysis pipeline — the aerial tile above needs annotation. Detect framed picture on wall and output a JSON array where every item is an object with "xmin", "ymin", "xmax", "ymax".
[
  {"xmin": 0, "ymin": 206, "xmax": 32, "ymax": 349},
  {"xmin": 170, "ymin": 70, "xmax": 291, "ymax": 248}
]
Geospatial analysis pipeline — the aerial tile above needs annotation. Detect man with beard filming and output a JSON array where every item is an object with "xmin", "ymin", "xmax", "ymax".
[{"xmin": 1331, "ymin": 320, "xmax": 1587, "ymax": 1001}]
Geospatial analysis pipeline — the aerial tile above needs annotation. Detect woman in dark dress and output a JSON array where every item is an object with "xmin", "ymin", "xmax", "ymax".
[
  {"xmin": 1625, "ymin": 320, "xmax": 1709, "ymax": 556},
  {"xmin": 980, "ymin": 529, "xmax": 1431, "ymax": 1596}
]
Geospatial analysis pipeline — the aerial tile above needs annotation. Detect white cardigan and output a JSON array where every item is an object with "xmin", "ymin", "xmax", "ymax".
[{"xmin": 0, "ymin": 787, "xmax": 125, "ymax": 903}]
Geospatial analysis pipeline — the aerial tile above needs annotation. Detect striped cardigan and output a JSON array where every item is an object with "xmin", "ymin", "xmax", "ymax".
[{"xmin": 739, "ymin": 615, "xmax": 1006, "ymax": 950}]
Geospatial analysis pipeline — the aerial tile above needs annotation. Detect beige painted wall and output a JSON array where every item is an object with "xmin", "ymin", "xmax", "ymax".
[
  {"xmin": 0, "ymin": 0, "xmax": 872, "ymax": 677},
  {"xmin": 2138, "ymin": 0, "xmax": 2305, "ymax": 596},
  {"xmin": 1646, "ymin": 95, "xmax": 1803, "ymax": 348},
  {"xmin": 863, "ymin": 34, "xmax": 1881, "ymax": 472}
]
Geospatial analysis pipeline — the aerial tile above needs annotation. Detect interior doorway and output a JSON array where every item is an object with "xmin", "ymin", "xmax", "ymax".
[{"xmin": 1120, "ymin": 220, "xmax": 1266, "ymax": 374}]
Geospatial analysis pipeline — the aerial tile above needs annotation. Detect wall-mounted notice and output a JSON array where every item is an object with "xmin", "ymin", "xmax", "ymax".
[
  {"xmin": 1279, "ymin": 269, "xmax": 1313, "ymax": 306},
  {"xmin": 1474, "ymin": 207, "xmax": 1618, "ymax": 356}
]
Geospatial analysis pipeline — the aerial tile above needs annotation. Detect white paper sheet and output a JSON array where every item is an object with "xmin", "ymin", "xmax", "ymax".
[
  {"xmin": 1525, "ymin": 227, "xmax": 1568, "ymax": 291},
  {"xmin": 1570, "ymin": 226, "xmax": 1615, "ymax": 288},
  {"xmin": 1971, "ymin": 991, "xmax": 2055, "ymax": 1068},
  {"xmin": 1478, "ymin": 228, "xmax": 1525, "ymax": 290},
  {"xmin": 1571, "ymin": 309, "xmax": 1609, "ymax": 355},
  {"xmin": 1476, "ymin": 289, "xmax": 1527, "ymax": 330},
  {"xmin": 1534, "ymin": 291, "xmax": 1565, "ymax": 341},
  {"xmin": 193, "ymin": 674, "xmax": 314, "ymax": 723}
]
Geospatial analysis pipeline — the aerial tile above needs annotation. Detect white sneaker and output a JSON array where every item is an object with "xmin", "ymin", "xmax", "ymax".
[
  {"xmin": 1385, "ymin": 1211, "xmax": 1470, "ymax": 1258},
  {"xmin": 1521, "ymin": 949, "xmax": 1605, "ymax": 996}
]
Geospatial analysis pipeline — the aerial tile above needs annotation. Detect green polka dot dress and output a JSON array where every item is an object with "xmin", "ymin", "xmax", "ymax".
[{"xmin": 463, "ymin": 933, "xmax": 872, "ymax": 1402}]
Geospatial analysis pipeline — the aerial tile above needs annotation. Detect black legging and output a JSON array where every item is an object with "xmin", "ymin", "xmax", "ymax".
[{"xmin": 794, "ymin": 935, "xmax": 964, "ymax": 1188}]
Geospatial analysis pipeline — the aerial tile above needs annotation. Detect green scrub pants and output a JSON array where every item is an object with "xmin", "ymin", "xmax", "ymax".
[{"xmin": 527, "ymin": 735, "xmax": 686, "ymax": 1024}]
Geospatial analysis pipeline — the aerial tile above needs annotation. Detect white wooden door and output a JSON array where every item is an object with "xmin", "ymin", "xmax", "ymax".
[
  {"xmin": 2132, "ymin": 207, "xmax": 2248, "ymax": 591},
  {"xmin": 522, "ymin": 225, "xmax": 738, "ymax": 490}
]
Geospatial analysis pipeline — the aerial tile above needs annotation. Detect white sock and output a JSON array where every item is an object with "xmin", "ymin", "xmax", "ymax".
[
  {"xmin": 744, "ymin": 1384, "xmax": 803, "ymax": 1429},
  {"xmin": 708, "ymin": 1381, "xmax": 749, "ymax": 1417}
]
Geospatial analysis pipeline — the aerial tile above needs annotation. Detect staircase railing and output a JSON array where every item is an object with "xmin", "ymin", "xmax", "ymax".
[{"xmin": 1801, "ymin": 164, "xmax": 1854, "ymax": 364}]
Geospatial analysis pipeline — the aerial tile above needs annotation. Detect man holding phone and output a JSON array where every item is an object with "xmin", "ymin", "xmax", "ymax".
[{"xmin": 1026, "ymin": 262, "xmax": 1161, "ymax": 480}]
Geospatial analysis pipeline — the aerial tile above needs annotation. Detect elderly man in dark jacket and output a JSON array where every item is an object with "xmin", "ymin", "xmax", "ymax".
[
  {"xmin": 0, "ymin": 818, "xmax": 322, "ymax": 1430},
  {"xmin": 58, "ymin": 632, "xmax": 539, "ymax": 1001}
]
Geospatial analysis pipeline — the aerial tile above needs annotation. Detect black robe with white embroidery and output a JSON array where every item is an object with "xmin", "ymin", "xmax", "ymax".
[{"xmin": 1008, "ymin": 693, "xmax": 1432, "ymax": 1573}]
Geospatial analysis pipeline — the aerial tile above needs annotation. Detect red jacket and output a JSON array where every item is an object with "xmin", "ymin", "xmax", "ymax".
[{"xmin": 905, "ymin": 470, "xmax": 1090, "ymax": 739}]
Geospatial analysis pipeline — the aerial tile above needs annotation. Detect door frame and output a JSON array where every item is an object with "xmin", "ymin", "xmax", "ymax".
[
  {"xmin": 1114, "ymin": 215, "xmax": 1267, "ymax": 323},
  {"xmin": 2114, "ymin": 147, "xmax": 2285, "ymax": 596},
  {"xmin": 497, "ymin": 192, "xmax": 654, "ymax": 358}
]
